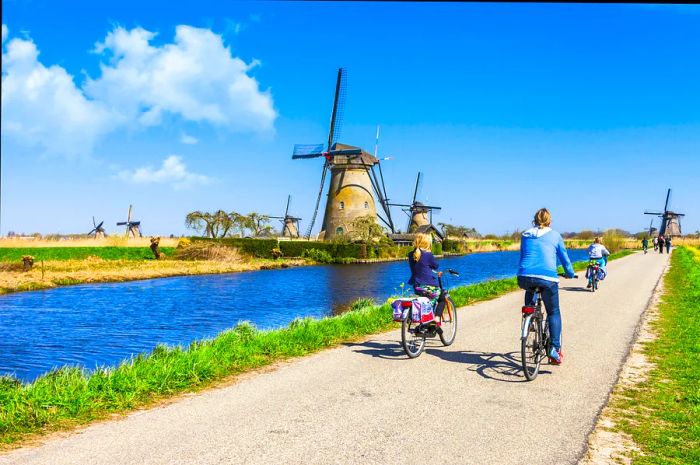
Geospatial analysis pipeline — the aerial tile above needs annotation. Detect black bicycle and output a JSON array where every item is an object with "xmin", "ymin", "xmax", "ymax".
[
  {"xmin": 401, "ymin": 269, "xmax": 459, "ymax": 358},
  {"xmin": 520, "ymin": 274, "xmax": 577, "ymax": 381}
]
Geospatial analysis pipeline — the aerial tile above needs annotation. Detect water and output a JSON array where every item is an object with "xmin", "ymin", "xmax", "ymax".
[{"xmin": 0, "ymin": 249, "xmax": 589, "ymax": 382}]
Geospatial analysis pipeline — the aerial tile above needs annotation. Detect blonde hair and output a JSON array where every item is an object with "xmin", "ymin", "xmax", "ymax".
[
  {"xmin": 413, "ymin": 233, "xmax": 432, "ymax": 261},
  {"xmin": 533, "ymin": 208, "xmax": 552, "ymax": 228}
]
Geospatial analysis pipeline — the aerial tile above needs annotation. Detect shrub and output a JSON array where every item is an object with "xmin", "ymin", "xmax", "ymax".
[
  {"xmin": 603, "ymin": 230, "xmax": 625, "ymax": 253},
  {"xmin": 301, "ymin": 248, "xmax": 334, "ymax": 264},
  {"xmin": 177, "ymin": 237, "xmax": 192, "ymax": 249},
  {"xmin": 432, "ymin": 242, "xmax": 443, "ymax": 256},
  {"xmin": 174, "ymin": 242, "xmax": 244, "ymax": 262},
  {"xmin": 190, "ymin": 237, "xmax": 278, "ymax": 258},
  {"xmin": 271, "ymin": 247, "xmax": 283, "ymax": 259}
]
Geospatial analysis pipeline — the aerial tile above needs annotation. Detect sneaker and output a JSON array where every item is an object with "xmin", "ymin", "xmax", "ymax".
[
  {"xmin": 586, "ymin": 282, "xmax": 592, "ymax": 289},
  {"xmin": 548, "ymin": 347, "xmax": 562, "ymax": 365}
]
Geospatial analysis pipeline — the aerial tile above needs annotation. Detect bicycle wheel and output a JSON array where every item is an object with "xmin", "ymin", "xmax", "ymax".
[
  {"xmin": 402, "ymin": 314, "xmax": 426, "ymax": 358},
  {"xmin": 438, "ymin": 297, "xmax": 458, "ymax": 346},
  {"xmin": 592, "ymin": 275, "xmax": 598, "ymax": 292},
  {"xmin": 521, "ymin": 315, "xmax": 542, "ymax": 381}
]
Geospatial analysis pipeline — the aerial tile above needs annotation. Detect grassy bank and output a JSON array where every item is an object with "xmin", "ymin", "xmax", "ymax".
[
  {"xmin": 0, "ymin": 257, "xmax": 305, "ymax": 295},
  {"xmin": 0, "ymin": 246, "xmax": 176, "ymax": 262},
  {"xmin": 606, "ymin": 246, "xmax": 700, "ymax": 464},
  {"xmin": 0, "ymin": 251, "xmax": 633, "ymax": 445}
]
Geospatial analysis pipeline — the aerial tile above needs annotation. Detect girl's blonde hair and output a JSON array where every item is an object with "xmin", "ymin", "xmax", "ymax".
[
  {"xmin": 413, "ymin": 233, "xmax": 432, "ymax": 261},
  {"xmin": 533, "ymin": 208, "xmax": 552, "ymax": 228}
]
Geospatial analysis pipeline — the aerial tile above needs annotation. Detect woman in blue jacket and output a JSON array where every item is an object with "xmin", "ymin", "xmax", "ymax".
[{"xmin": 517, "ymin": 208, "xmax": 576, "ymax": 365}]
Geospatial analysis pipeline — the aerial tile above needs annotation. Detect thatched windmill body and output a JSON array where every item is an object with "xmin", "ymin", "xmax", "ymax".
[
  {"xmin": 389, "ymin": 172, "xmax": 442, "ymax": 233},
  {"xmin": 117, "ymin": 205, "xmax": 142, "ymax": 238},
  {"xmin": 645, "ymin": 188, "xmax": 685, "ymax": 237},
  {"xmin": 88, "ymin": 217, "xmax": 107, "ymax": 239},
  {"xmin": 270, "ymin": 195, "xmax": 302, "ymax": 238},
  {"xmin": 292, "ymin": 68, "xmax": 394, "ymax": 240}
]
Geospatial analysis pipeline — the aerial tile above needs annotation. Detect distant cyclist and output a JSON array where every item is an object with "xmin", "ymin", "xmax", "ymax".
[
  {"xmin": 658, "ymin": 235, "xmax": 665, "ymax": 254},
  {"xmin": 586, "ymin": 237, "xmax": 610, "ymax": 287},
  {"xmin": 642, "ymin": 237, "xmax": 649, "ymax": 254},
  {"xmin": 517, "ymin": 208, "xmax": 576, "ymax": 365},
  {"xmin": 408, "ymin": 233, "xmax": 445, "ymax": 320}
]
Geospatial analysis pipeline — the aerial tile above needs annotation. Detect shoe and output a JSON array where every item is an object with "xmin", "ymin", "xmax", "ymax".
[
  {"xmin": 548, "ymin": 347, "xmax": 563, "ymax": 365},
  {"xmin": 586, "ymin": 282, "xmax": 592, "ymax": 289}
]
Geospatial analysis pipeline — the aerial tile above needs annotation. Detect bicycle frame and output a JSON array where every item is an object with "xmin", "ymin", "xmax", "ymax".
[{"xmin": 521, "ymin": 290, "xmax": 544, "ymax": 340}]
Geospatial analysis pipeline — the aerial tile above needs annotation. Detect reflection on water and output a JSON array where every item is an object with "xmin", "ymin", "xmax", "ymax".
[{"xmin": 0, "ymin": 249, "xmax": 589, "ymax": 382}]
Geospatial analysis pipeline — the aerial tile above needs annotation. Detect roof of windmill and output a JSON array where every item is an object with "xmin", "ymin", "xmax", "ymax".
[{"xmin": 330, "ymin": 143, "xmax": 379, "ymax": 166}]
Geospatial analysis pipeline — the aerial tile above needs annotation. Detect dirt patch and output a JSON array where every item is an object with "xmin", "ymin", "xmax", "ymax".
[{"xmin": 579, "ymin": 264, "xmax": 667, "ymax": 464}]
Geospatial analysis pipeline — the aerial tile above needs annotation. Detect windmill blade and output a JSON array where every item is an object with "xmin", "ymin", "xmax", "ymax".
[
  {"xmin": 127, "ymin": 205, "xmax": 133, "ymax": 223},
  {"xmin": 93, "ymin": 216, "xmax": 96, "ymax": 228},
  {"xmin": 96, "ymin": 221, "xmax": 104, "ymax": 230},
  {"xmin": 130, "ymin": 221, "xmax": 141, "ymax": 227},
  {"xmin": 285, "ymin": 195, "xmax": 291, "ymax": 217},
  {"xmin": 327, "ymin": 68, "xmax": 347, "ymax": 149},
  {"xmin": 116, "ymin": 222, "xmax": 127, "ymax": 226},
  {"xmin": 292, "ymin": 144, "xmax": 325, "ymax": 159},
  {"xmin": 421, "ymin": 205, "xmax": 442, "ymax": 211},
  {"xmin": 304, "ymin": 163, "xmax": 329, "ymax": 239},
  {"xmin": 412, "ymin": 172, "xmax": 422, "ymax": 204},
  {"xmin": 644, "ymin": 211, "xmax": 663, "ymax": 215},
  {"xmin": 664, "ymin": 188, "xmax": 672, "ymax": 211},
  {"xmin": 88, "ymin": 228, "xmax": 97, "ymax": 235}
]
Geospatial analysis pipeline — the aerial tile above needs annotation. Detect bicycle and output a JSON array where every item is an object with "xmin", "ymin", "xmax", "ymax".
[
  {"xmin": 586, "ymin": 259, "xmax": 601, "ymax": 292},
  {"xmin": 520, "ymin": 274, "xmax": 577, "ymax": 381},
  {"xmin": 401, "ymin": 269, "xmax": 459, "ymax": 358}
]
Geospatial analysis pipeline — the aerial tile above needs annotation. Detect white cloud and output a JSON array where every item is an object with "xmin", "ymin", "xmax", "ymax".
[
  {"xmin": 1, "ymin": 24, "xmax": 276, "ymax": 157},
  {"xmin": 116, "ymin": 155, "xmax": 211, "ymax": 189},
  {"xmin": 1, "ymin": 31, "xmax": 118, "ymax": 156},
  {"xmin": 180, "ymin": 133, "xmax": 198, "ymax": 145},
  {"xmin": 86, "ymin": 25, "xmax": 277, "ymax": 133}
]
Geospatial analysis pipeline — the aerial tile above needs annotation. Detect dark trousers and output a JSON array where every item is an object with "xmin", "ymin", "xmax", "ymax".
[
  {"xmin": 659, "ymin": 243, "xmax": 664, "ymax": 254},
  {"xmin": 517, "ymin": 276, "xmax": 562, "ymax": 350}
]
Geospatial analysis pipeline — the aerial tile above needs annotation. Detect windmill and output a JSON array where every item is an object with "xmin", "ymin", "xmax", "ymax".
[
  {"xmin": 644, "ymin": 188, "xmax": 685, "ymax": 237},
  {"xmin": 116, "ymin": 205, "xmax": 142, "ymax": 238},
  {"xmin": 87, "ymin": 217, "xmax": 107, "ymax": 239},
  {"xmin": 292, "ymin": 68, "xmax": 395, "ymax": 240},
  {"xmin": 388, "ymin": 172, "xmax": 442, "ymax": 233},
  {"xmin": 269, "ymin": 195, "xmax": 302, "ymax": 238}
]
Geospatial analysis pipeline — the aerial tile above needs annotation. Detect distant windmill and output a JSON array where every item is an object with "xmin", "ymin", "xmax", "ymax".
[
  {"xmin": 87, "ymin": 217, "xmax": 107, "ymax": 239},
  {"xmin": 388, "ymin": 172, "xmax": 442, "ymax": 233},
  {"xmin": 292, "ymin": 68, "xmax": 394, "ymax": 240},
  {"xmin": 644, "ymin": 188, "xmax": 685, "ymax": 237},
  {"xmin": 117, "ymin": 205, "xmax": 142, "ymax": 238},
  {"xmin": 269, "ymin": 195, "xmax": 302, "ymax": 238}
]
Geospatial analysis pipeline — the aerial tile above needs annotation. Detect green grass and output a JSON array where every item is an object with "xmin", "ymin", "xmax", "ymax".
[
  {"xmin": 0, "ymin": 250, "xmax": 634, "ymax": 445},
  {"xmin": 0, "ymin": 247, "xmax": 176, "ymax": 262},
  {"xmin": 608, "ymin": 246, "xmax": 700, "ymax": 464}
]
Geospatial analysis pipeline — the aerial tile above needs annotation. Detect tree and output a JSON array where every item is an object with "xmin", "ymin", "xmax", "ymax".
[
  {"xmin": 185, "ymin": 211, "xmax": 214, "ymax": 238},
  {"xmin": 437, "ymin": 223, "xmax": 480, "ymax": 239},
  {"xmin": 351, "ymin": 215, "xmax": 386, "ymax": 243},
  {"xmin": 245, "ymin": 212, "xmax": 273, "ymax": 237}
]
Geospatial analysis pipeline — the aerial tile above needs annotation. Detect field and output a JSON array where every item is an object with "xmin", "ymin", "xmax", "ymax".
[
  {"xmin": 0, "ymin": 251, "xmax": 633, "ymax": 446},
  {"xmin": 604, "ymin": 246, "xmax": 700, "ymax": 464}
]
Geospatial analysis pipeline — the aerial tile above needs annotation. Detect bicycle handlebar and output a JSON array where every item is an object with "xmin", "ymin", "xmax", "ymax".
[{"xmin": 558, "ymin": 273, "xmax": 578, "ymax": 279}]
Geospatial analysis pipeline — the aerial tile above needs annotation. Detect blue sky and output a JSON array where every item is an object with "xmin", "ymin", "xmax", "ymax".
[{"xmin": 2, "ymin": 1, "xmax": 699, "ymax": 236}]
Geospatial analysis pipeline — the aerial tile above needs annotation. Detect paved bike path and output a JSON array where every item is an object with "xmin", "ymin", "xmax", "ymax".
[{"xmin": 1, "ymin": 251, "xmax": 670, "ymax": 465}]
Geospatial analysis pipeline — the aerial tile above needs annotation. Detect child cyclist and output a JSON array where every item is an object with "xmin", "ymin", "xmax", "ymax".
[{"xmin": 408, "ymin": 233, "xmax": 445, "ymax": 322}]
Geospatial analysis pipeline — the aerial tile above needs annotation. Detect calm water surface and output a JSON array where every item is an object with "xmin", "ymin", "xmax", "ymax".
[{"xmin": 0, "ymin": 249, "xmax": 589, "ymax": 381}]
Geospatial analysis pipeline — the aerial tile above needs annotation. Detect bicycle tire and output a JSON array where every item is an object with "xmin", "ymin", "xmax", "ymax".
[
  {"xmin": 401, "ymin": 313, "xmax": 426, "ymax": 358},
  {"xmin": 521, "ymin": 315, "xmax": 542, "ymax": 381},
  {"xmin": 439, "ymin": 297, "xmax": 458, "ymax": 346}
]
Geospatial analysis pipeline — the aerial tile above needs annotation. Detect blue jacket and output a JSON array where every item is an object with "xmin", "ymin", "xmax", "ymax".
[
  {"xmin": 408, "ymin": 249, "xmax": 439, "ymax": 286},
  {"xmin": 518, "ymin": 227, "xmax": 575, "ymax": 282}
]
